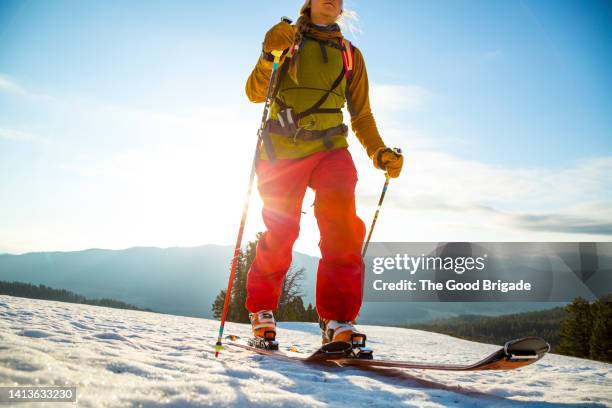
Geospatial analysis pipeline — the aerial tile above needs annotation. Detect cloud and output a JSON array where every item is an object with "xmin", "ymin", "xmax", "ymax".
[
  {"xmin": 0, "ymin": 127, "xmax": 40, "ymax": 142},
  {"xmin": 370, "ymin": 84, "xmax": 433, "ymax": 113},
  {"xmin": 0, "ymin": 70, "xmax": 258, "ymax": 154},
  {"xmin": 393, "ymin": 199, "xmax": 612, "ymax": 236},
  {"xmin": 0, "ymin": 74, "xmax": 26, "ymax": 95},
  {"xmin": 2, "ymin": 71, "xmax": 611, "ymax": 253},
  {"xmin": 354, "ymin": 150, "xmax": 612, "ymax": 239},
  {"xmin": 512, "ymin": 213, "xmax": 612, "ymax": 235},
  {"xmin": 0, "ymin": 73, "xmax": 55, "ymax": 102},
  {"xmin": 400, "ymin": 152, "xmax": 611, "ymax": 207}
]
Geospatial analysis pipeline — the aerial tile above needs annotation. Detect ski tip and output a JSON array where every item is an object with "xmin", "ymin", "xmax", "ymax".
[{"xmin": 504, "ymin": 336, "xmax": 550, "ymax": 358}]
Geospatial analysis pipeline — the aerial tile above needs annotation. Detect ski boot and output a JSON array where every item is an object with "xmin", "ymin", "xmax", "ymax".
[
  {"xmin": 319, "ymin": 319, "xmax": 373, "ymax": 359},
  {"xmin": 248, "ymin": 310, "xmax": 278, "ymax": 350}
]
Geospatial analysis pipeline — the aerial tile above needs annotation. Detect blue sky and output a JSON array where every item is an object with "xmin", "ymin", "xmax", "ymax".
[{"xmin": 1, "ymin": 0, "xmax": 611, "ymax": 254}]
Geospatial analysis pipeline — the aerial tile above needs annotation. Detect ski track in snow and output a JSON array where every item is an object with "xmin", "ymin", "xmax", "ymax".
[{"xmin": 0, "ymin": 295, "xmax": 610, "ymax": 407}]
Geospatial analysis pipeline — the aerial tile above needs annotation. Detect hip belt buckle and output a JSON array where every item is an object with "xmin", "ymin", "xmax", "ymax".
[
  {"xmin": 277, "ymin": 108, "xmax": 298, "ymax": 136},
  {"xmin": 293, "ymin": 127, "xmax": 305, "ymax": 143}
]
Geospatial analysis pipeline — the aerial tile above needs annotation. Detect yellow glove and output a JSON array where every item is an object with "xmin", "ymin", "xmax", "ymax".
[
  {"xmin": 372, "ymin": 147, "xmax": 404, "ymax": 178},
  {"xmin": 263, "ymin": 21, "xmax": 295, "ymax": 53}
]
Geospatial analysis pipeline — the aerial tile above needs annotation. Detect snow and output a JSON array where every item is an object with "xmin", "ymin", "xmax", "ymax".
[{"xmin": 0, "ymin": 295, "xmax": 610, "ymax": 407}]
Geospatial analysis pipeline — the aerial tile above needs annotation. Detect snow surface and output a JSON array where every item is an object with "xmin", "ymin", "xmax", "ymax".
[{"xmin": 0, "ymin": 295, "xmax": 610, "ymax": 407}]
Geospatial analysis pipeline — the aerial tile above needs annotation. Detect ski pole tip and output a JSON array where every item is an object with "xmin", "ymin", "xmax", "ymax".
[{"xmin": 214, "ymin": 341, "xmax": 224, "ymax": 357}]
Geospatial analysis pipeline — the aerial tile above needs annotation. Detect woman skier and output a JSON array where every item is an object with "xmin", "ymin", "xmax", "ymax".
[{"xmin": 245, "ymin": 0, "xmax": 403, "ymax": 347}]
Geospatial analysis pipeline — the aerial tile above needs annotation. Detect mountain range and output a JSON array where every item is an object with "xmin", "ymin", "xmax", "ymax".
[{"xmin": 0, "ymin": 245, "xmax": 567, "ymax": 323}]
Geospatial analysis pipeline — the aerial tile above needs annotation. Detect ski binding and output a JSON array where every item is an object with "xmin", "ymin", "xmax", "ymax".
[{"xmin": 246, "ymin": 330, "xmax": 279, "ymax": 351}]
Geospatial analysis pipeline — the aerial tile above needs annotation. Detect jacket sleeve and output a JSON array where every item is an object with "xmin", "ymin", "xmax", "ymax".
[
  {"xmin": 245, "ymin": 55, "xmax": 274, "ymax": 103},
  {"xmin": 347, "ymin": 47, "xmax": 386, "ymax": 158}
]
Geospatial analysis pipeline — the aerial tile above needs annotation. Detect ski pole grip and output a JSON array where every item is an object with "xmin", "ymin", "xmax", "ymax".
[
  {"xmin": 271, "ymin": 50, "xmax": 283, "ymax": 69},
  {"xmin": 271, "ymin": 17, "xmax": 292, "ymax": 70}
]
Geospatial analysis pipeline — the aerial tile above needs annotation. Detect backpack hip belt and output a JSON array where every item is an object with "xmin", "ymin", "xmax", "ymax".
[{"xmin": 266, "ymin": 119, "xmax": 347, "ymax": 144}]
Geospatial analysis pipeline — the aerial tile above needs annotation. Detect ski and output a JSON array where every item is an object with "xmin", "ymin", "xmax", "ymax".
[
  {"xmin": 227, "ymin": 336, "xmax": 361, "ymax": 362},
  {"xmin": 227, "ymin": 336, "xmax": 550, "ymax": 371}
]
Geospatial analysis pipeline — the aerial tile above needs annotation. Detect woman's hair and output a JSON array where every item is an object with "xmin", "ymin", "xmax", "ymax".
[
  {"xmin": 337, "ymin": 8, "xmax": 361, "ymax": 38},
  {"xmin": 287, "ymin": 0, "xmax": 314, "ymax": 84}
]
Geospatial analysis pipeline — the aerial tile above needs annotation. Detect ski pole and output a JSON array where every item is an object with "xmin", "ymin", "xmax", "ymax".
[
  {"xmin": 214, "ymin": 38, "xmax": 288, "ymax": 359},
  {"xmin": 362, "ymin": 173, "xmax": 390, "ymax": 258},
  {"xmin": 362, "ymin": 148, "xmax": 401, "ymax": 258}
]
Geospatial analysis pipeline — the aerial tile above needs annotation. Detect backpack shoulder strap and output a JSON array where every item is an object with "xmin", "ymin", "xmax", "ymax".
[
  {"xmin": 273, "ymin": 37, "xmax": 353, "ymax": 121},
  {"xmin": 339, "ymin": 38, "xmax": 354, "ymax": 81}
]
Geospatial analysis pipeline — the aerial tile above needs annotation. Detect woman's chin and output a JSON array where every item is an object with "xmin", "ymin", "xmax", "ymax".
[{"xmin": 320, "ymin": 12, "xmax": 339, "ymax": 22}]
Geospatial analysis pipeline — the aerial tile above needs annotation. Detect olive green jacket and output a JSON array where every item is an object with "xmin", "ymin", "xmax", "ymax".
[{"xmin": 246, "ymin": 24, "xmax": 385, "ymax": 160}]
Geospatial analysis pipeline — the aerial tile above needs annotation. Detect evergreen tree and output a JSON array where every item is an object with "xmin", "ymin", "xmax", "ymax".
[
  {"xmin": 557, "ymin": 298, "xmax": 593, "ymax": 358},
  {"xmin": 0, "ymin": 280, "xmax": 150, "ymax": 312},
  {"xmin": 305, "ymin": 303, "xmax": 318, "ymax": 323},
  {"xmin": 589, "ymin": 296, "xmax": 612, "ymax": 363},
  {"xmin": 211, "ymin": 290, "xmax": 226, "ymax": 320},
  {"xmin": 212, "ymin": 233, "xmax": 311, "ymax": 323},
  {"xmin": 279, "ymin": 297, "xmax": 306, "ymax": 321},
  {"xmin": 227, "ymin": 237, "xmax": 257, "ymax": 323}
]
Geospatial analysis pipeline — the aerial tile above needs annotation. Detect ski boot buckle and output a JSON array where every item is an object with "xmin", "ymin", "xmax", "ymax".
[{"xmin": 350, "ymin": 333, "xmax": 367, "ymax": 348}]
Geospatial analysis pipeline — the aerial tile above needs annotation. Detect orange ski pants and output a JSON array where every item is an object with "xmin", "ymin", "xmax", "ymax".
[{"xmin": 245, "ymin": 148, "xmax": 366, "ymax": 321}]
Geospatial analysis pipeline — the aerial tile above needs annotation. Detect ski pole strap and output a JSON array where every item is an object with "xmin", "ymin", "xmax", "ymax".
[
  {"xmin": 260, "ymin": 16, "xmax": 294, "ymax": 64},
  {"xmin": 261, "ymin": 48, "xmax": 288, "ymax": 63}
]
